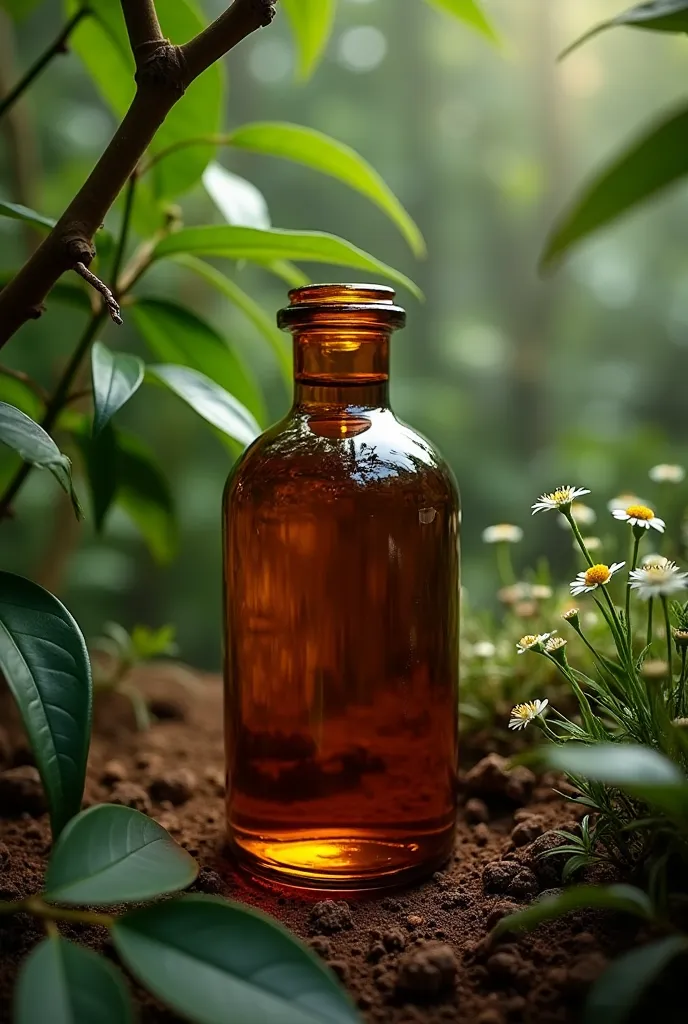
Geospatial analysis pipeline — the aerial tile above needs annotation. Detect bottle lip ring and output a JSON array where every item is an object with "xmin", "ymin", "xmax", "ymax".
[{"xmin": 278, "ymin": 303, "xmax": 407, "ymax": 332}]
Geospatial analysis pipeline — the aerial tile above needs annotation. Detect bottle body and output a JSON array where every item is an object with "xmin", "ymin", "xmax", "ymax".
[{"xmin": 223, "ymin": 286, "xmax": 460, "ymax": 889}]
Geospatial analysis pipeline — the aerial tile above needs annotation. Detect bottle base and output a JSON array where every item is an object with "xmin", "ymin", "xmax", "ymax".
[{"xmin": 228, "ymin": 826, "xmax": 455, "ymax": 891}]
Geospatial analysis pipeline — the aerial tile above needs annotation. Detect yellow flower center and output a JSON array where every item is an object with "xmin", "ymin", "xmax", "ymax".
[
  {"xmin": 519, "ymin": 635, "xmax": 537, "ymax": 647},
  {"xmin": 513, "ymin": 702, "xmax": 535, "ymax": 720},
  {"xmin": 551, "ymin": 489, "xmax": 571, "ymax": 504},
  {"xmin": 584, "ymin": 564, "xmax": 611, "ymax": 587},
  {"xmin": 626, "ymin": 504, "xmax": 654, "ymax": 520}
]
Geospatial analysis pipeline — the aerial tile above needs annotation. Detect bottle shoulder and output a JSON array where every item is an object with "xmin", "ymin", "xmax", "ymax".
[{"xmin": 226, "ymin": 409, "xmax": 459, "ymax": 507}]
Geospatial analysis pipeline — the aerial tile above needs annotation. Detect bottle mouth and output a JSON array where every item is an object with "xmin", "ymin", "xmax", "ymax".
[{"xmin": 277, "ymin": 283, "xmax": 407, "ymax": 332}]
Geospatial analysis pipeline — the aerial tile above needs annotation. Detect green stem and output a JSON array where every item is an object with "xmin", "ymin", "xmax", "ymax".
[
  {"xmin": 25, "ymin": 896, "xmax": 113, "ymax": 928},
  {"xmin": 680, "ymin": 648, "xmax": 687, "ymax": 718},
  {"xmin": 0, "ymin": 8, "xmax": 89, "ymax": 122},
  {"xmin": 0, "ymin": 899, "xmax": 27, "ymax": 915},
  {"xmin": 566, "ymin": 511, "xmax": 594, "ymax": 567},
  {"xmin": 496, "ymin": 541, "xmax": 516, "ymax": 586},
  {"xmin": 626, "ymin": 533, "xmax": 641, "ymax": 649},
  {"xmin": 647, "ymin": 598, "xmax": 654, "ymax": 650},
  {"xmin": 110, "ymin": 171, "xmax": 138, "ymax": 292},
  {"xmin": 662, "ymin": 596, "xmax": 673, "ymax": 689}
]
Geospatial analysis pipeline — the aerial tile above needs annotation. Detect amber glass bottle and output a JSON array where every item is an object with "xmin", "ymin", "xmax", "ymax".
[{"xmin": 223, "ymin": 284, "xmax": 460, "ymax": 890}]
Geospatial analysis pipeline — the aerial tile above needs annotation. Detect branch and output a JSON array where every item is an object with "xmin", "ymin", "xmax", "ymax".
[
  {"xmin": 0, "ymin": 0, "xmax": 277, "ymax": 348},
  {"xmin": 73, "ymin": 263, "xmax": 123, "ymax": 325}
]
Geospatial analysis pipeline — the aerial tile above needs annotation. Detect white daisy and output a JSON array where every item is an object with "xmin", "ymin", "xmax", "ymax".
[
  {"xmin": 642, "ymin": 553, "xmax": 668, "ymax": 567},
  {"xmin": 516, "ymin": 632, "xmax": 556, "ymax": 654},
  {"xmin": 482, "ymin": 524, "xmax": 524, "ymax": 544},
  {"xmin": 530, "ymin": 584, "xmax": 553, "ymax": 600},
  {"xmin": 612, "ymin": 504, "xmax": 665, "ymax": 533},
  {"xmin": 472, "ymin": 641, "xmax": 497, "ymax": 659},
  {"xmin": 509, "ymin": 699, "xmax": 549, "ymax": 731},
  {"xmin": 607, "ymin": 493, "xmax": 647, "ymax": 512},
  {"xmin": 558, "ymin": 503, "xmax": 597, "ymax": 529},
  {"xmin": 570, "ymin": 562, "xmax": 625, "ymax": 596},
  {"xmin": 628, "ymin": 561, "xmax": 688, "ymax": 601},
  {"xmin": 545, "ymin": 636, "xmax": 567, "ymax": 652},
  {"xmin": 649, "ymin": 464, "xmax": 685, "ymax": 484},
  {"xmin": 498, "ymin": 582, "xmax": 533, "ymax": 605},
  {"xmin": 532, "ymin": 486, "xmax": 590, "ymax": 515}
]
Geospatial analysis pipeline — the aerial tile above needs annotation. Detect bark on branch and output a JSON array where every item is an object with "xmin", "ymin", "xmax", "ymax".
[{"xmin": 0, "ymin": 0, "xmax": 277, "ymax": 348}]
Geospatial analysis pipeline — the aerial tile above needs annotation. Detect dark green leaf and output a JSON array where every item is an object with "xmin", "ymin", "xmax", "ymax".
[
  {"xmin": 562, "ymin": 1, "xmax": 688, "ymax": 60},
  {"xmin": 72, "ymin": 422, "xmax": 118, "ymax": 531},
  {"xmin": 66, "ymin": 0, "xmax": 224, "ymax": 198},
  {"xmin": 44, "ymin": 804, "xmax": 197, "ymax": 904},
  {"xmin": 112, "ymin": 895, "xmax": 360, "ymax": 1024},
  {"xmin": 91, "ymin": 342, "xmax": 144, "ymax": 436},
  {"xmin": 130, "ymin": 298, "xmax": 266, "ymax": 422},
  {"xmin": 0, "ymin": 402, "xmax": 81, "ymax": 517},
  {"xmin": 494, "ymin": 884, "xmax": 654, "ymax": 937},
  {"xmin": 203, "ymin": 163, "xmax": 271, "ymax": 230},
  {"xmin": 0, "ymin": 199, "xmax": 55, "ymax": 230},
  {"xmin": 116, "ymin": 431, "xmax": 178, "ymax": 564},
  {"xmin": 542, "ymin": 105, "xmax": 688, "ymax": 268},
  {"xmin": 0, "ymin": 572, "xmax": 91, "ymax": 837},
  {"xmin": 171, "ymin": 255, "xmax": 291, "ymax": 380},
  {"xmin": 0, "ymin": 376, "xmax": 43, "ymax": 422},
  {"xmin": 227, "ymin": 122, "xmax": 425, "ymax": 257},
  {"xmin": 281, "ymin": 0, "xmax": 336, "ymax": 79},
  {"xmin": 584, "ymin": 936, "xmax": 688, "ymax": 1024},
  {"xmin": 15, "ymin": 936, "xmax": 133, "ymax": 1024},
  {"xmin": 148, "ymin": 365, "xmax": 260, "ymax": 448},
  {"xmin": 154, "ymin": 226, "xmax": 421, "ymax": 299},
  {"xmin": 423, "ymin": 0, "xmax": 498, "ymax": 41}
]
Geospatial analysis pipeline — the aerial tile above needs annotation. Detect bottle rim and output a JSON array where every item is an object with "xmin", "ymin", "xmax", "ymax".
[{"xmin": 278, "ymin": 283, "xmax": 407, "ymax": 332}]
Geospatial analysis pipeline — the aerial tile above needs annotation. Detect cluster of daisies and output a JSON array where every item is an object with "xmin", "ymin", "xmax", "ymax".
[{"xmin": 485, "ymin": 473, "xmax": 688, "ymax": 732}]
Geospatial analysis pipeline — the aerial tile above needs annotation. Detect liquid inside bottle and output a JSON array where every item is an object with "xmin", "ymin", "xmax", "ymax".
[{"xmin": 223, "ymin": 284, "xmax": 460, "ymax": 889}]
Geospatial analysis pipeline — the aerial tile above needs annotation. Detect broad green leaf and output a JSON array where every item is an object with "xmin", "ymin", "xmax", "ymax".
[
  {"xmin": 148, "ymin": 365, "xmax": 260, "ymax": 448},
  {"xmin": 562, "ymin": 1, "xmax": 688, "ymax": 60},
  {"xmin": 0, "ymin": 572, "xmax": 91, "ymax": 837},
  {"xmin": 66, "ymin": 0, "xmax": 224, "ymax": 198},
  {"xmin": 228, "ymin": 122, "xmax": 425, "ymax": 257},
  {"xmin": 542, "ymin": 105, "xmax": 688, "ymax": 269},
  {"xmin": 203, "ymin": 163, "xmax": 271, "ymax": 230},
  {"xmin": 0, "ymin": 375, "xmax": 43, "ymax": 422},
  {"xmin": 15, "ymin": 936, "xmax": 133, "ymax": 1024},
  {"xmin": 91, "ymin": 342, "xmax": 144, "ymax": 436},
  {"xmin": 72, "ymin": 421, "xmax": 118, "ymax": 531},
  {"xmin": 281, "ymin": 0, "xmax": 336, "ymax": 80},
  {"xmin": 0, "ymin": 199, "xmax": 55, "ymax": 230},
  {"xmin": 112, "ymin": 895, "xmax": 359, "ymax": 1024},
  {"xmin": 584, "ymin": 935, "xmax": 688, "ymax": 1024},
  {"xmin": 44, "ymin": 804, "xmax": 197, "ymax": 904},
  {"xmin": 265, "ymin": 260, "xmax": 310, "ymax": 288},
  {"xmin": 116, "ymin": 431, "xmax": 178, "ymax": 564},
  {"xmin": 494, "ymin": 884, "xmax": 654, "ymax": 937},
  {"xmin": 154, "ymin": 226, "xmax": 421, "ymax": 299},
  {"xmin": 130, "ymin": 298, "xmax": 266, "ymax": 422},
  {"xmin": 172, "ymin": 255, "xmax": 291, "ymax": 380},
  {"xmin": 1, "ymin": 0, "xmax": 43, "ymax": 19},
  {"xmin": 0, "ymin": 402, "xmax": 81, "ymax": 517},
  {"xmin": 423, "ymin": 0, "xmax": 498, "ymax": 41}
]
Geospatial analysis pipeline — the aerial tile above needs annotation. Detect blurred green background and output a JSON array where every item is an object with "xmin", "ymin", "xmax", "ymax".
[{"xmin": 1, "ymin": 0, "xmax": 687, "ymax": 669}]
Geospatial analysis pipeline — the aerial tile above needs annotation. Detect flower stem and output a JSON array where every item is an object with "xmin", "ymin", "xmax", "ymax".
[
  {"xmin": 566, "ymin": 511, "xmax": 594, "ymax": 567},
  {"xmin": 662, "ymin": 596, "xmax": 673, "ymax": 689},
  {"xmin": 646, "ymin": 598, "xmax": 654, "ymax": 650},
  {"xmin": 496, "ymin": 541, "xmax": 516, "ymax": 586},
  {"xmin": 626, "ymin": 533, "xmax": 641, "ymax": 649},
  {"xmin": 25, "ymin": 896, "xmax": 113, "ymax": 928}
]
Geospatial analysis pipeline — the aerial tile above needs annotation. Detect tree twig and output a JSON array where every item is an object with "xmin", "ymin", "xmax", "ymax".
[
  {"xmin": 0, "ymin": 0, "xmax": 277, "ymax": 347},
  {"xmin": 0, "ymin": 6, "xmax": 90, "ymax": 122},
  {"xmin": 73, "ymin": 263, "xmax": 123, "ymax": 325}
]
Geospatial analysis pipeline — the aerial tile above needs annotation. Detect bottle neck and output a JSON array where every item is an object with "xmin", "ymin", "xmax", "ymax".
[{"xmin": 292, "ymin": 330, "xmax": 391, "ymax": 411}]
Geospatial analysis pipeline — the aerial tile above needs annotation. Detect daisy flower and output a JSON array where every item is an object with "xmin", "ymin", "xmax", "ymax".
[
  {"xmin": 530, "ymin": 584, "xmax": 553, "ymax": 600},
  {"xmin": 642, "ymin": 553, "xmax": 668, "ymax": 567},
  {"xmin": 612, "ymin": 504, "xmax": 665, "ymax": 533},
  {"xmin": 516, "ymin": 632, "xmax": 556, "ymax": 654},
  {"xmin": 570, "ymin": 562, "xmax": 625, "ymax": 596},
  {"xmin": 558, "ymin": 503, "xmax": 597, "ymax": 529},
  {"xmin": 532, "ymin": 486, "xmax": 590, "ymax": 515},
  {"xmin": 649, "ymin": 464, "xmax": 685, "ymax": 484},
  {"xmin": 482, "ymin": 524, "xmax": 524, "ymax": 544},
  {"xmin": 509, "ymin": 699, "xmax": 549, "ymax": 731},
  {"xmin": 607, "ymin": 493, "xmax": 647, "ymax": 512},
  {"xmin": 628, "ymin": 561, "xmax": 688, "ymax": 600},
  {"xmin": 545, "ymin": 636, "xmax": 567, "ymax": 652},
  {"xmin": 472, "ymin": 641, "xmax": 497, "ymax": 658},
  {"xmin": 673, "ymin": 629, "xmax": 688, "ymax": 649}
]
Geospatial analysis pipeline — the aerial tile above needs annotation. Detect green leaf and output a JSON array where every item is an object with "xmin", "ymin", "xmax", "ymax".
[
  {"xmin": 0, "ymin": 402, "xmax": 81, "ymax": 517},
  {"xmin": 154, "ymin": 226, "xmax": 421, "ymax": 300},
  {"xmin": 584, "ymin": 935, "xmax": 688, "ymax": 1024},
  {"xmin": 203, "ymin": 163, "xmax": 271, "ymax": 229},
  {"xmin": 112, "ymin": 895, "xmax": 359, "ymax": 1024},
  {"xmin": 494, "ymin": 884, "xmax": 654, "ymax": 937},
  {"xmin": 116, "ymin": 431, "xmax": 178, "ymax": 564},
  {"xmin": 1, "ymin": 0, "xmax": 43, "ymax": 19},
  {"xmin": 130, "ymin": 298, "xmax": 266, "ymax": 422},
  {"xmin": 44, "ymin": 803, "xmax": 197, "ymax": 904},
  {"xmin": 265, "ymin": 260, "xmax": 310, "ymax": 288},
  {"xmin": 172, "ymin": 255, "xmax": 291, "ymax": 380},
  {"xmin": 228, "ymin": 122, "xmax": 425, "ymax": 257},
  {"xmin": 0, "ymin": 572, "xmax": 91, "ymax": 837},
  {"xmin": 15, "ymin": 936, "xmax": 133, "ymax": 1024},
  {"xmin": 281, "ymin": 0, "xmax": 336, "ymax": 80},
  {"xmin": 423, "ymin": 0, "xmax": 499, "ymax": 41},
  {"xmin": 0, "ymin": 375, "xmax": 43, "ymax": 422},
  {"xmin": 562, "ymin": 1, "xmax": 688, "ymax": 60},
  {"xmin": 91, "ymin": 342, "xmax": 144, "ymax": 436},
  {"xmin": 0, "ymin": 200, "xmax": 55, "ymax": 230},
  {"xmin": 148, "ymin": 365, "xmax": 261, "ymax": 449},
  {"xmin": 542, "ymin": 105, "xmax": 688, "ymax": 268},
  {"xmin": 66, "ymin": 0, "xmax": 224, "ymax": 198},
  {"xmin": 72, "ymin": 421, "xmax": 118, "ymax": 531}
]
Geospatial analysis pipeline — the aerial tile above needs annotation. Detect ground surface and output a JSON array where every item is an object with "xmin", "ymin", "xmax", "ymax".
[{"xmin": 0, "ymin": 668, "xmax": 673, "ymax": 1023}]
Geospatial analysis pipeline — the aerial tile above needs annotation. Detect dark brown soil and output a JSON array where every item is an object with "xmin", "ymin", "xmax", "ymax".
[{"xmin": 0, "ymin": 669, "xmax": 677, "ymax": 1023}]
